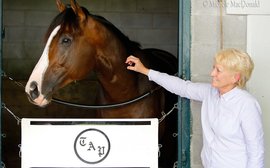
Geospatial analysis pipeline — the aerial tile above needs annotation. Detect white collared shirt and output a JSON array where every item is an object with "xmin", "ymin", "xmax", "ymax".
[{"xmin": 148, "ymin": 70, "xmax": 264, "ymax": 168}]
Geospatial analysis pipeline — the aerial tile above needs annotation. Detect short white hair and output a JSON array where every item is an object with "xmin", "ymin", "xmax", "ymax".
[{"xmin": 214, "ymin": 48, "xmax": 254, "ymax": 88}]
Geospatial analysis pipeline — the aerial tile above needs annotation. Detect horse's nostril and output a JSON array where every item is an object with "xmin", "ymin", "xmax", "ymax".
[{"xmin": 29, "ymin": 81, "xmax": 39, "ymax": 100}]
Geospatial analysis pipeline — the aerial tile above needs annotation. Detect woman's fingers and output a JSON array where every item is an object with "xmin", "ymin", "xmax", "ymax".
[
  {"xmin": 126, "ymin": 55, "xmax": 139, "ymax": 64},
  {"xmin": 126, "ymin": 56, "xmax": 139, "ymax": 67},
  {"xmin": 125, "ymin": 55, "xmax": 149, "ymax": 75}
]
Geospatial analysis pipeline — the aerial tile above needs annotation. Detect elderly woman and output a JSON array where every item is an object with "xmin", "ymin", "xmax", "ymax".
[{"xmin": 126, "ymin": 48, "xmax": 264, "ymax": 168}]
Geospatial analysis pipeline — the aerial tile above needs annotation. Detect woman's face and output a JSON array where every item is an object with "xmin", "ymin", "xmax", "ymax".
[{"xmin": 211, "ymin": 63, "xmax": 239, "ymax": 95}]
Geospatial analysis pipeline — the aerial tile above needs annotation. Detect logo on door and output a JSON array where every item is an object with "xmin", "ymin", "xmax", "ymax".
[{"xmin": 74, "ymin": 128, "xmax": 111, "ymax": 164}]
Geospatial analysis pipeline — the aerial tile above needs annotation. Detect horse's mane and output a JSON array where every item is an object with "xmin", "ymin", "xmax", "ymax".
[
  {"xmin": 91, "ymin": 14, "xmax": 141, "ymax": 54},
  {"xmin": 45, "ymin": 5, "xmax": 141, "ymax": 55}
]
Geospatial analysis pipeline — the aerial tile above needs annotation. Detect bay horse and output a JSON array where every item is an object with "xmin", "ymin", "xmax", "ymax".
[{"xmin": 25, "ymin": 0, "xmax": 178, "ymax": 167}]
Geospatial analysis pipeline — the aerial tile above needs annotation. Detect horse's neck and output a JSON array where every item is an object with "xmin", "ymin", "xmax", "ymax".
[
  {"xmin": 97, "ymin": 66, "xmax": 139, "ymax": 103},
  {"xmin": 95, "ymin": 46, "xmax": 139, "ymax": 103},
  {"xmin": 88, "ymin": 20, "xmax": 146, "ymax": 103}
]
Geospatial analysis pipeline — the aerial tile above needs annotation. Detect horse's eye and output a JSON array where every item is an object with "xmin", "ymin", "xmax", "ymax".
[{"xmin": 60, "ymin": 36, "xmax": 72, "ymax": 46}]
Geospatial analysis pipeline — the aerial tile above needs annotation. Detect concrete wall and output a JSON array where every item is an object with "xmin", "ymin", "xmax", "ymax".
[
  {"xmin": 191, "ymin": 0, "xmax": 247, "ymax": 167},
  {"xmin": 247, "ymin": 15, "xmax": 270, "ymax": 168},
  {"xmin": 2, "ymin": 0, "xmax": 178, "ymax": 168}
]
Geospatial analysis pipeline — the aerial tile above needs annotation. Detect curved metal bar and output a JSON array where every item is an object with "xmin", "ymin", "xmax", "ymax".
[
  {"xmin": 52, "ymin": 86, "xmax": 161, "ymax": 109},
  {"xmin": 2, "ymin": 71, "xmax": 163, "ymax": 110}
]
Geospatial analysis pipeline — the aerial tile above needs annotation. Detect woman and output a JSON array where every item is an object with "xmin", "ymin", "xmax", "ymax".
[{"xmin": 126, "ymin": 48, "xmax": 264, "ymax": 168}]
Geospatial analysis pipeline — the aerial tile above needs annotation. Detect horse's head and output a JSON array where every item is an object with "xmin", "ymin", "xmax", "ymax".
[{"xmin": 25, "ymin": 0, "xmax": 96, "ymax": 107}]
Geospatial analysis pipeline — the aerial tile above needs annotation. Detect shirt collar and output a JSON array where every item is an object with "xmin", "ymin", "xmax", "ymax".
[{"xmin": 220, "ymin": 87, "xmax": 241, "ymax": 101}]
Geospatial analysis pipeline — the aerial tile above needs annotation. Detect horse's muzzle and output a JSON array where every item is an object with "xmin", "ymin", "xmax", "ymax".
[{"xmin": 26, "ymin": 81, "xmax": 51, "ymax": 107}]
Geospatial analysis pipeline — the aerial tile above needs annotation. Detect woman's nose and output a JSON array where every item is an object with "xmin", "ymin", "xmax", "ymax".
[{"xmin": 210, "ymin": 69, "xmax": 216, "ymax": 77}]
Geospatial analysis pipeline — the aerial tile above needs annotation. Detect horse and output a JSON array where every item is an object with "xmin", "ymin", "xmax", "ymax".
[{"xmin": 25, "ymin": 0, "xmax": 178, "ymax": 167}]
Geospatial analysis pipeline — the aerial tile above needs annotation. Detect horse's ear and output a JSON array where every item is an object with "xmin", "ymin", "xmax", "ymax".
[
  {"xmin": 56, "ymin": 0, "xmax": 66, "ymax": 12},
  {"xmin": 70, "ymin": 0, "xmax": 86, "ymax": 22}
]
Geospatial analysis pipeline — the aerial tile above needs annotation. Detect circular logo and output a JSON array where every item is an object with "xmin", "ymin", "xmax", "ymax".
[{"xmin": 74, "ymin": 128, "xmax": 110, "ymax": 164}]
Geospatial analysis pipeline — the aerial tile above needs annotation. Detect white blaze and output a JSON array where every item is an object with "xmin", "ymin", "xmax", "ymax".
[{"xmin": 25, "ymin": 25, "xmax": 61, "ymax": 106}]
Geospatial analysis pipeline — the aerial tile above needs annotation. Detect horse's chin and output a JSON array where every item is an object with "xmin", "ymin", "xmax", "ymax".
[{"xmin": 27, "ymin": 94, "xmax": 52, "ymax": 108}]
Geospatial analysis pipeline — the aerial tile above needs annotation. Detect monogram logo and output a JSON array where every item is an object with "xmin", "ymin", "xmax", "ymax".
[{"xmin": 74, "ymin": 129, "xmax": 110, "ymax": 164}]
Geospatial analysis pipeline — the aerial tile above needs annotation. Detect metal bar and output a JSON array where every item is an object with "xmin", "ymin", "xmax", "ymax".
[
  {"xmin": 182, "ymin": 0, "xmax": 191, "ymax": 167},
  {"xmin": 178, "ymin": 0, "xmax": 191, "ymax": 167},
  {"xmin": 178, "ymin": 0, "xmax": 183, "ymax": 167}
]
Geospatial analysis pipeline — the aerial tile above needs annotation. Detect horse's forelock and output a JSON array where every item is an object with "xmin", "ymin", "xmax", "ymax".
[{"xmin": 44, "ymin": 6, "xmax": 88, "ymax": 42}]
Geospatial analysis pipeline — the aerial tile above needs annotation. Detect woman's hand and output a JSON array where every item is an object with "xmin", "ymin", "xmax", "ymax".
[{"xmin": 125, "ymin": 55, "xmax": 150, "ymax": 76}]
